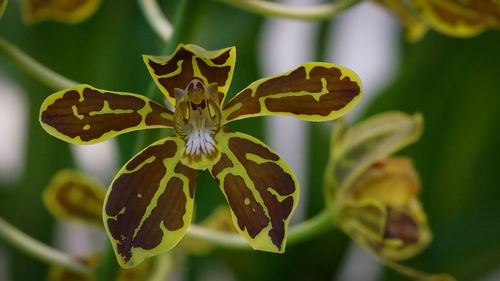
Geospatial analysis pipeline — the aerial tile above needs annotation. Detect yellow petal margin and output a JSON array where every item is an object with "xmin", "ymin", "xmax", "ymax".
[
  {"xmin": 43, "ymin": 170, "xmax": 105, "ymax": 227},
  {"xmin": 0, "ymin": 0, "xmax": 7, "ymax": 19},
  {"xmin": 411, "ymin": 0, "xmax": 500, "ymax": 37},
  {"xmin": 143, "ymin": 44, "xmax": 236, "ymax": 107},
  {"xmin": 22, "ymin": 0, "xmax": 102, "ymax": 24},
  {"xmin": 103, "ymin": 137, "xmax": 197, "ymax": 268},
  {"xmin": 222, "ymin": 62, "xmax": 362, "ymax": 124},
  {"xmin": 40, "ymin": 84, "xmax": 173, "ymax": 145},
  {"xmin": 209, "ymin": 128, "xmax": 299, "ymax": 253}
]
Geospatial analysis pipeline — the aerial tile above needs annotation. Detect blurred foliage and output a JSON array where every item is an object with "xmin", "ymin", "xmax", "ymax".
[{"xmin": 0, "ymin": 0, "xmax": 499, "ymax": 281}]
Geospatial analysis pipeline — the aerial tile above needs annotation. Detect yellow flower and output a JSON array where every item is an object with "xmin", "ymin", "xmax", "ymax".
[{"xmin": 39, "ymin": 44, "xmax": 362, "ymax": 267}]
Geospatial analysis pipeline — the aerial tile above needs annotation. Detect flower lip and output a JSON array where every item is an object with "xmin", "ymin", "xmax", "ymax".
[{"xmin": 174, "ymin": 78, "xmax": 222, "ymax": 168}]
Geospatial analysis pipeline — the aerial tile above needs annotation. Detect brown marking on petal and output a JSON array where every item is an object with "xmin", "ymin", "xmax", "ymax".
[
  {"xmin": 196, "ymin": 58, "xmax": 231, "ymax": 88},
  {"xmin": 223, "ymin": 174, "xmax": 269, "ymax": 237},
  {"xmin": 54, "ymin": 180, "xmax": 103, "ymax": 224},
  {"xmin": 384, "ymin": 207, "xmax": 419, "ymax": 245},
  {"xmin": 211, "ymin": 49, "xmax": 232, "ymax": 65},
  {"xmin": 105, "ymin": 140, "xmax": 177, "ymax": 262},
  {"xmin": 228, "ymin": 137, "xmax": 295, "ymax": 249},
  {"xmin": 41, "ymin": 88, "xmax": 145, "ymax": 142},
  {"xmin": 211, "ymin": 153, "xmax": 233, "ymax": 178},
  {"xmin": 145, "ymin": 101, "xmax": 173, "ymax": 127},
  {"xmin": 223, "ymin": 66, "xmax": 360, "ymax": 121},
  {"xmin": 223, "ymin": 89, "xmax": 259, "ymax": 121},
  {"xmin": 133, "ymin": 177, "xmax": 187, "ymax": 250},
  {"xmin": 174, "ymin": 162, "xmax": 197, "ymax": 198},
  {"xmin": 148, "ymin": 47, "xmax": 234, "ymax": 104}
]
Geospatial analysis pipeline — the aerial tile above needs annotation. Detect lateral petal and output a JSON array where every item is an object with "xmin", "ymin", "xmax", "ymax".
[
  {"xmin": 209, "ymin": 128, "xmax": 298, "ymax": 253},
  {"xmin": 40, "ymin": 84, "xmax": 173, "ymax": 145},
  {"xmin": 222, "ymin": 62, "xmax": 362, "ymax": 123},
  {"xmin": 103, "ymin": 137, "xmax": 197, "ymax": 268}
]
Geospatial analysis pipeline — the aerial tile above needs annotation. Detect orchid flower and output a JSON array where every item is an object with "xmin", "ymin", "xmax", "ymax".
[{"xmin": 39, "ymin": 44, "xmax": 362, "ymax": 267}]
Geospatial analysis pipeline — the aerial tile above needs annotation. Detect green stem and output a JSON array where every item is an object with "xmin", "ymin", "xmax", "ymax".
[
  {"xmin": 185, "ymin": 208, "xmax": 333, "ymax": 250},
  {"xmin": 0, "ymin": 37, "xmax": 78, "ymax": 90},
  {"xmin": 138, "ymin": 0, "xmax": 173, "ymax": 42},
  {"xmin": 0, "ymin": 217, "xmax": 91, "ymax": 276},
  {"xmin": 217, "ymin": 0, "xmax": 364, "ymax": 21}
]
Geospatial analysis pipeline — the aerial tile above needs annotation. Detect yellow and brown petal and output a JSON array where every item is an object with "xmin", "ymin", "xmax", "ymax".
[
  {"xmin": 210, "ymin": 128, "xmax": 298, "ymax": 253},
  {"xmin": 22, "ymin": 0, "xmax": 101, "ymax": 24},
  {"xmin": 222, "ymin": 62, "xmax": 362, "ymax": 124},
  {"xmin": 43, "ymin": 170, "xmax": 105, "ymax": 227},
  {"xmin": 40, "ymin": 84, "xmax": 173, "ymax": 145},
  {"xmin": 143, "ymin": 44, "xmax": 236, "ymax": 107},
  {"xmin": 103, "ymin": 137, "xmax": 197, "ymax": 268}
]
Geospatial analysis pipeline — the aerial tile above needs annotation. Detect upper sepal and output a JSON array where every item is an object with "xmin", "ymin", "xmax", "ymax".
[
  {"xmin": 143, "ymin": 44, "xmax": 236, "ymax": 107},
  {"xmin": 43, "ymin": 170, "xmax": 105, "ymax": 227},
  {"xmin": 103, "ymin": 137, "xmax": 197, "ymax": 268},
  {"xmin": 209, "ymin": 128, "xmax": 298, "ymax": 253},
  {"xmin": 40, "ymin": 84, "xmax": 173, "ymax": 145},
  {"xmin": 222, "ymin": 62, "xmax": 362, "ymax": 123}
]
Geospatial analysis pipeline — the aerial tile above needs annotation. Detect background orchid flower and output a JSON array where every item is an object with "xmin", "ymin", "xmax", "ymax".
[
  {"xmin": 375, "ymin": 0, "xmax": 500, "ymax": 41},
  {"xmin": 0, "ymin": 0, "xmax": 6, "ymax": 19},
  {"xmin": 22, "ymin": 0, "xmax": 101, "ymax": 24},
  {"xmin": 39, "ymin": 44, "xmax": 362, "ymax": 268},
  {"xmin": 325, "ymin": 112, "xmax": 454, "ymax": 280}
]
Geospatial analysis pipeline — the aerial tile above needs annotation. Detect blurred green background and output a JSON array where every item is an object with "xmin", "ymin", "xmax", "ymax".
[{"xmin": 0, "ymin": 1, "xmax": 499, "ymax": 281}]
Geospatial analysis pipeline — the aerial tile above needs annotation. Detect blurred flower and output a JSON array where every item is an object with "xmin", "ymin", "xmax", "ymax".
[
  {"xmin": 39, "ymin": 43, "xmax": 363, "ymax": 267},
  {"xmin": 325, "ymin": 112, "xmax": 455, "ymax": 280},
  {"xmin": 0, "ymin": 0, "xmax": 6, "ymax": 19},
  {"xmin": 374, "ymin": 0, "xmax": 500, "ymax": 41},
  {"xmin": 335, "ymin": 157, "xmax": 431, "ymax": 260},
  {"xmin": 22, "ymin": 0, "xmax": 101, "ymax": 24}
]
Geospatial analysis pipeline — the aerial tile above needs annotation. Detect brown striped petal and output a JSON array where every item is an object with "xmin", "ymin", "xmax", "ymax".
[
  {"xmin": 40, "ymin": 84, "xmax": 173, "ymax": 145},
  {"xmin": 222, "ymin": 62, "xmax": 362, "ymax": 123},
  {"xmin": 103, "ymin": 137, "xmax": 197, "ymax": 268},
  {"xmin": 143, "ymin": 44, "xmax": 236, "ymax": 107},
  {"xmin": 210, "ymin": 128, "xmax": 298, "ymax": 253}
]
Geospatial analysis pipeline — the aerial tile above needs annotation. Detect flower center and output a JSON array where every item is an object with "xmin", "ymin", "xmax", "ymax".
[{"xmin": 174, "ymin": 78, "xmax": 221, "ymax": 157}]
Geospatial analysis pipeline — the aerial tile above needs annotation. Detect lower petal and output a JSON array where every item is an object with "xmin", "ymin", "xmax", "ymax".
[
  {"xmin": 103, "ymin": 137, "xmax": 197, "ymax": 268},
  {"xmin": 209, "ymin": 128, "xmax": 299, "ymax": 253}
]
